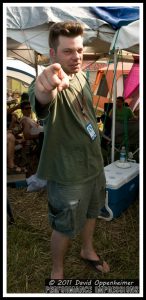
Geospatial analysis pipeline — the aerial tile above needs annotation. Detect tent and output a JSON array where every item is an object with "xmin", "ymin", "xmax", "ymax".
[
  {"xmin": 7, "ymin": 59, "xmax": 35, "ymax": 85},
  {"xmin": 92, "ymin": 60, "xmax": 138, "ymax": 111},
  {"xmin": 6, "ymin": 6, "xmax": 140, "ymax": 67}
]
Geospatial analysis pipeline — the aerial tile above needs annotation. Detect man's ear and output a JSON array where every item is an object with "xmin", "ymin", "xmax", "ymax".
[{"xmin": 50, "ymin": 48, "xmax": 55, "ymax": 60}]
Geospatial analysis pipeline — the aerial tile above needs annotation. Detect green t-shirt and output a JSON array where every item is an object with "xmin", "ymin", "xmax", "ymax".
[
  {"xmin": 116, "ymin": 106, "xmax": 134, "ymax": 122},
  {"xmin": 29, "ymin": 71, "xmax": 104, "ymax": 184}
]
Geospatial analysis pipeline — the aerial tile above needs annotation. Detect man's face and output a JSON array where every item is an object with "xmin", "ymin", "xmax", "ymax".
[
  {"xmin": 22, "ymin": 105, "xmax": 31, "ymax": 117},
  {"xmin": 50, "ymin": 35, "xmax": 84, "ymax": 75},
  {"xmin": 117, "ymin": 99, "xmax": 123, "ymax": 109}
]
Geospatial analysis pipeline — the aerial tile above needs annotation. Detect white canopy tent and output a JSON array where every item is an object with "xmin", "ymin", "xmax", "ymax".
[{"xmin": 6, "ymin": 6, "xmax": 140, "ymax": 68}]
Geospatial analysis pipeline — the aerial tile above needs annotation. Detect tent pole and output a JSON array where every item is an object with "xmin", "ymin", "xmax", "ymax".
[
  {"xmin": 111, "ymin": 49, "xmax": 118, "ymax": 162},
  {"xmin": 35, "ymin": 51, "xmax": 38, "ymax": 77}
]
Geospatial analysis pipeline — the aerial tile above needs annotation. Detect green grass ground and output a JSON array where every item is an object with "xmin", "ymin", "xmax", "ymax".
[{"xmin": 6, "ymin": 186, "xmax": 139, "ymax": 294}]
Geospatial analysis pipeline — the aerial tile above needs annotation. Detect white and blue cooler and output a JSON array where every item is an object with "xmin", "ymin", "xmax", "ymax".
[{"xmin": 99, "ymin": 161, "xmax": 139, "ymax": 221}]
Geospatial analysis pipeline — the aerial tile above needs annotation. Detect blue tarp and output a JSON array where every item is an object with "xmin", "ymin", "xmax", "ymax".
[{"xmin": 90, "ymin": 7, "xmax": 139, "ymax": 29}]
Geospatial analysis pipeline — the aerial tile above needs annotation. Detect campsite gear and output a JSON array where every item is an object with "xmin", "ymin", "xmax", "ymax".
[
  {"xmin": 26, "ymin": 173, "xmax": 47, "ymax": 192},
  {"xmin": 98, "ymin": 161, "xmax": 139, "ymax": 220}
]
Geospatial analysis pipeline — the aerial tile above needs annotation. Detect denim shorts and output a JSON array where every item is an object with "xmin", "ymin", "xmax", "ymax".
[{"xmin": 47, "ymin": 171, "xmax": 106, "ymax": 238}]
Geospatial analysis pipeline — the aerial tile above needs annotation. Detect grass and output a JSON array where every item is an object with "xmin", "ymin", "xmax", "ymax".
[{"xmin": 6, "ymin": 186, "xmax": 139, "ymax": 294}]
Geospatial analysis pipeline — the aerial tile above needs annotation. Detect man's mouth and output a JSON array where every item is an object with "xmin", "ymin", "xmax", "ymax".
[{"xmin": 70, "ymin": 64, "xmax": 81, "ymax": 68}]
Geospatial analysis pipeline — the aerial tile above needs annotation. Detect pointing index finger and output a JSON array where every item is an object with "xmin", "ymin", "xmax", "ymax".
[{"xmin": 51, "ymin": 63, "xmax": 62, "ymax": 74}]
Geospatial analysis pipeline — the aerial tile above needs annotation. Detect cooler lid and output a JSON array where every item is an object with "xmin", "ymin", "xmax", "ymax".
[{"xmin": 104, "ymin": 161, "xmax": 139, "ymax": 189}]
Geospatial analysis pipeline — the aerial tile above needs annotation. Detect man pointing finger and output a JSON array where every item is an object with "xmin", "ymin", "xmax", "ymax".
[{"xmin": 29, "ymin": 21, "xmax": 110, "ymax": 280}]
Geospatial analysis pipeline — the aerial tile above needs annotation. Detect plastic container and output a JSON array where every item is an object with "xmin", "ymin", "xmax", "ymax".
[
  {"xmin": 119, "ymin": 146, "xmax": 126, "ymax": 162},
  {"xmin": 99, "ymin": 161, "xmax": 139, "ymax": 219}
]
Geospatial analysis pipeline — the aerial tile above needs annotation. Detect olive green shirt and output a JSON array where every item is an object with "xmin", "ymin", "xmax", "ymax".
[{"xmin": 29, "ymin": 71, "xmax": 104, "ymax": 184}]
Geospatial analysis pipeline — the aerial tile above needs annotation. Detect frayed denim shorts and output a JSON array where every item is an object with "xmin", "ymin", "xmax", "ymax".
[{"xmin": 47, "ymin": 171, "xmax": 106, "ymax": 238}]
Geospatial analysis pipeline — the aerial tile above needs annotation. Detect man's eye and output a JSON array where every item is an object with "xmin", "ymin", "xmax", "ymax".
[{"xmin": 64, "ymin": 50, "xmax": 71, "ymax": 54}]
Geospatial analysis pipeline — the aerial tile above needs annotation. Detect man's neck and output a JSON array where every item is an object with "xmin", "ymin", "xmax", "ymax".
[{"xmin": 68, "ymin": 74, "xmax": 75, "ymax": 80}]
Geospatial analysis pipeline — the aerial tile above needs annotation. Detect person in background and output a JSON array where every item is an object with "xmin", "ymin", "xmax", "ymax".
[
  {"xmin": 7, "ymin": 102, "xmax": 21, "ymax": 134},
  {"xmin": 20, "ymin": 100, "xmax": 44, "ymax": 157},
  {"xmin": 29, "ymin": 21, "xmax": 110, "ymax": 279},
  {"xmin": 7, "ymin": 100, "xmax": 24, "ymax": 174},
  {"xmin": 21, "ymin": 92, "xmax": 29, "ymax": 103},
  {"xmin": 7, "ymin": 131, "xmax": 22, "ymax": 174},
  {"xmin": 7, "ymin": 91, "xmax": 14, "ymax": 102},
  {"xmin": 109, "ymin": 96, "xmax": 138, "ymax": 122}
]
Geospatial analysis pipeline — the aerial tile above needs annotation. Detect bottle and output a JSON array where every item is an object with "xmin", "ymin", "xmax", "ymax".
[{"xmin": 119, "ymin": 146, "xmax": 126, "ymax": 162}]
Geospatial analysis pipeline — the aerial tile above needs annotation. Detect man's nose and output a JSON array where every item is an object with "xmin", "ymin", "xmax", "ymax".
[{"xmin": 72, "ymin": 51, "xmax": 80, "ymax": 59}]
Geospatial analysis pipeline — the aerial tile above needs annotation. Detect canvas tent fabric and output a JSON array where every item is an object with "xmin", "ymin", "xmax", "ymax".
[
  {"xmin": 7, "ymin": 67, "xmax": 35, "ymax": 85},
  {"xmin": 92, "ymin": 61, "xmax": 135, "ymax": 110},
  {"xmin": 6, "ymin": 6, "xmax": 140, "ymax": 67},
  {"xmin": 7, "ymin": 60, "xmax": 35, "ymax": 84},
  {"xmin": 110, "ymin": 20, "xmax": 139, "ymax": 53},
  {"xmin": 124, "ymin": 63, "xmax": 139, "ymax": 99},
  {"xmin": 90, "ymin": 6, "xmax": 139, "ymax": 29},
  {"xmin": 7, "ymin": 6, "xmax": 115, "ymax": 65}
]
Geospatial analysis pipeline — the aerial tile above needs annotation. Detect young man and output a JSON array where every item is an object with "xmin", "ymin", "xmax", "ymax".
[{"xmin": 29, "ymin": 21, "xmax": 110, "ymax": 279}]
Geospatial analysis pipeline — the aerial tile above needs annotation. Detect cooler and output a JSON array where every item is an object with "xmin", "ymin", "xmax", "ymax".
[{"xmin": 99, "ymin": 161, "xmax": 139, "ymax": 221}]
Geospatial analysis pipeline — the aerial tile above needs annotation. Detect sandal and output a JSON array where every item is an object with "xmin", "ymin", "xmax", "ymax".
[{"xmin": 81, "ymin": 255, "xmax": 110, "ymax": 273}]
